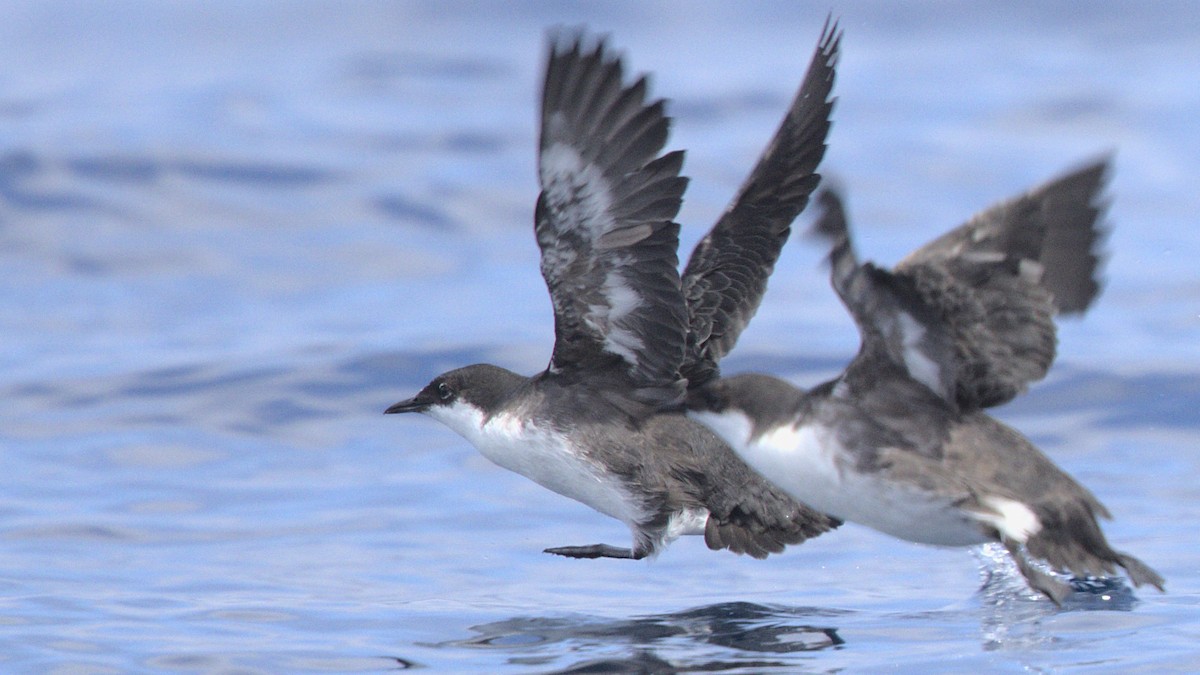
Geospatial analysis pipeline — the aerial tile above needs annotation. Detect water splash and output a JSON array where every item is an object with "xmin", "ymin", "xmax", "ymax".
[{"xmin": 972, "ymin": 542, "xmax": 1140, "ymax": 611}]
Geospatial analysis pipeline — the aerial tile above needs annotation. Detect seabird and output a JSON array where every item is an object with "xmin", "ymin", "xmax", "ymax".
[
  {"xmin": 387, "ymin": 22, "xmax": 842, "ymax": 560},
  {"xmin": 688, "ymin": 162, "xmax": 1166, "ymax": 602}
]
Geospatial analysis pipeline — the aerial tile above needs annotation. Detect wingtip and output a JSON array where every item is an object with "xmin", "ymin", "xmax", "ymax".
[
  {"xmin": 809, "ymin": 187, "xmax": 850, "ymax": 244},
  {"xmin": 545, "ymin": 25, "xmax": 608, "ymax": 58},
  {"xmin": 1037, "ymin": 154, "xmax": 1116, "ymax": 316},
  {"xmin": 819, "ymin": 13, "xmax": 844, "ymax": 60},
  {"xmin": 536, "ymin": 27, "xmax": 692, "ymax": 399}
]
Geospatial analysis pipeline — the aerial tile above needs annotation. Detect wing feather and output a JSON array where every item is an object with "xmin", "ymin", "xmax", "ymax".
[
  {"xmin": 811, "ymin": 190, "xmax": 960, "ymax": 405},
  {"xmin": 813, "ymin": 159, "xmax": 1111, "ymax": 411},
  {"xmin": 536, "ymin": 31, "xmax": 690, "ymax": 405},
  {"xmin": 680, "ymin": 18, "xmax": 840, "ymax": 388},
  {"xmin": 896, "ymin": 158, "xmax": 1111, "ymax": 408}
]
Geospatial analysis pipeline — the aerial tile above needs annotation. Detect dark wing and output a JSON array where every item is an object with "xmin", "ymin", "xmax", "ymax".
[
  {"xmin": 900, "ymin": 158, "xmax": 1109, "ymax": 314},
  {"xmin": 895, "ymin": 159, "xmax": 1111, "ymax": 408},
  {"xmin": 700, "ymin": 461, "xmax": 842, "ymax": 559},
  {"xmin": 649, "ymin": 414, "xmax": 841, "ymax": 558},
  {"xmin": 810, "ymin": 189, "xmax": 961, "ymax": 406},
  {"xmin": 679, "ymin": 19, "xmax": 840, "ymax": 389},
  {"xmin": 1027, "ymin": 159, "xmax": 1109, "ymax": 314},
  {"xmin": 536, "ymin": 31, "xmax": 690, "ymax": 406}
]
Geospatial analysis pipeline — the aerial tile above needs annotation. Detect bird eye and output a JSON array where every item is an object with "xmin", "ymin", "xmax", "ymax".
[{"xmin": 436, "ymin": 382, "xmax": 454, "ymax": 401}]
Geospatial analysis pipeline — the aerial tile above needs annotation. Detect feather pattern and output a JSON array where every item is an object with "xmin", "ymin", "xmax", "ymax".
[
  {"xmin": 813, "ymin": 159, "xmax": 1111, "ymax": 411},
  {"xmin": 680, "ymin": 19, "xmax": 841, "ymax": 389},
  {"xmin": 536, "ymin": 32, "xmax": 690, "ymax": 406},
  {"xmin": 811, "ymin": 190, "xmax": 960, "ymax": 404},
  {"xmin": 895, "ymin": 158, "xmax": 1111, "ymax": 408},
  {"xmin": 689, "ymin": 162, "xmax": 1160, "ymax": 600}
]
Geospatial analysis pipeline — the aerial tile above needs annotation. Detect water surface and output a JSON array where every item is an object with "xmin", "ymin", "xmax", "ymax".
[{"xmin": 2, "ymin": 1, "xmax": 1198, "ymax": 671}]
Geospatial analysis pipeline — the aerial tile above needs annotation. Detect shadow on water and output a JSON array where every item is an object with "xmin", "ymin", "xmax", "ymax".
[{"xmin": 431, "ymin": 602, "xmax": 845, "ymax": 673}]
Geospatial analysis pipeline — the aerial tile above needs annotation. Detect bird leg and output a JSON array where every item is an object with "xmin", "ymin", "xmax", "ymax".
[
  {"xmin": 1002, "ymin": 537, "xmax": 1072, "ymax": 606},
  {"xmin": 544, "ymin": 544, "xmax": 647, "ymax": 560}
]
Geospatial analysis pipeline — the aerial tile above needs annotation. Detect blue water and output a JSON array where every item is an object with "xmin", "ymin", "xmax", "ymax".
[{"xmin": 2, "ymin": 1, "xmax": 1198, "ymax": 671}]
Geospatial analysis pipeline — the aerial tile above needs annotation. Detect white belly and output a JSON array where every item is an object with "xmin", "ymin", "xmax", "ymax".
[
  {"xmin": 427, "ymin": 403, "xmax": 645, "ymax": 527},
  {"xmin": 738, "ymin": 421, "xmax": 990, "ymax": 547}
]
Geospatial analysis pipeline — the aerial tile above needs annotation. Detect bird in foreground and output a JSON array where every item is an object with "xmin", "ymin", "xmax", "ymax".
[
  {"xmin": 387, "ymin": 23, "xmax": 842, "ymax": 560},
  {"xmin": 689, "ymin": 160, "xmax": 1165, "ymax": 603}
]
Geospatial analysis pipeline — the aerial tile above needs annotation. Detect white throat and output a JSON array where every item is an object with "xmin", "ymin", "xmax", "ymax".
[{"xmin": 424, "ymin": 401, "xmax": 646, "ymax": 527}]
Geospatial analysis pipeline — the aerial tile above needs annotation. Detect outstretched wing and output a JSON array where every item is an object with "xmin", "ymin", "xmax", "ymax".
[
  {"xmin": 900, "ymin": 158, "xmax": 1108, "ymax": 314},
  {"xmin": 896, "ymin": 159, "xmax": 1111, "ymax": 408},
  {"xmin": 536, "ymin": 31, "xmax": 690, "ymax": 406},
  {"xmin": 1024, "ymin": 159, "xmax": 1109, "ymax": 314},
  {"xmin": 679, "ymin": 19, "xmax": 840, "ymax": 389},
  {"xmin": 811, "ymin": 190, "xmax": 961, "ymax": 406}
]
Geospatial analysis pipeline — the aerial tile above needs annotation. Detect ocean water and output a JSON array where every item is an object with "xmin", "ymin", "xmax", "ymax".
[{"xmin": 2, "ymin": 1, "xmax": 1198, "ymax": 672}]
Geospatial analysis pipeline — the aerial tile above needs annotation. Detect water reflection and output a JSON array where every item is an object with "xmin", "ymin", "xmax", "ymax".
[
  {"xmin": 549, "ymin": 651, "xmax": 787, "ymax": 674},
  {"xmin": 439, "ymin": 602, "xmax": 844, "ymax": 672}
]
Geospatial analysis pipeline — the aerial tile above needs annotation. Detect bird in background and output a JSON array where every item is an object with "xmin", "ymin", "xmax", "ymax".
[
  {"xmin": 689, "ymin": 159, "xmax": 1166, "ymax": 603},
  {"xmin": 387, "ymin": 21, "xmax": 843, "ymax": 560}
]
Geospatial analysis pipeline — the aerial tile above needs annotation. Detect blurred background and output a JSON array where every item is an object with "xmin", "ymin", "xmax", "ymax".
[{"xmin": 1, "ymin": 1, "xmax": 1197, "ymax": 671}]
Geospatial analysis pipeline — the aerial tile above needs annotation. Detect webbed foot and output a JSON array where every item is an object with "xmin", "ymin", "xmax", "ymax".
[
  {"xmin": 1003, "ymin": 538, "xmax": 1072, "ymax": 606},
  {"xmin": 544, "ymin": 543, "xmax": 646, "ymax": 560}
]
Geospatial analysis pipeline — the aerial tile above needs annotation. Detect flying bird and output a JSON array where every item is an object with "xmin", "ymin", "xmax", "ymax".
[
  {"xmin": 688, "ymin": 161, "xmax": 1165, "ymax": 602},
  {"xmin": 387, "ymin": 22, "xmax": 842, "ymax": 560}
]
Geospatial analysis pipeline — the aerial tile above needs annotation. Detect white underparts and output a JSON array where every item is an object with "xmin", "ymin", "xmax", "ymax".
[
  {"xmin": 425, "ymin": 402, "xmax": 646, "ymax": 528},
  {"xmin": 696, "ymin": 410, "xmax": 997, "ymax": 547},
  {"xmin": 687, "ymin": 409, "xmax": 755, "ymax": 451}
]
